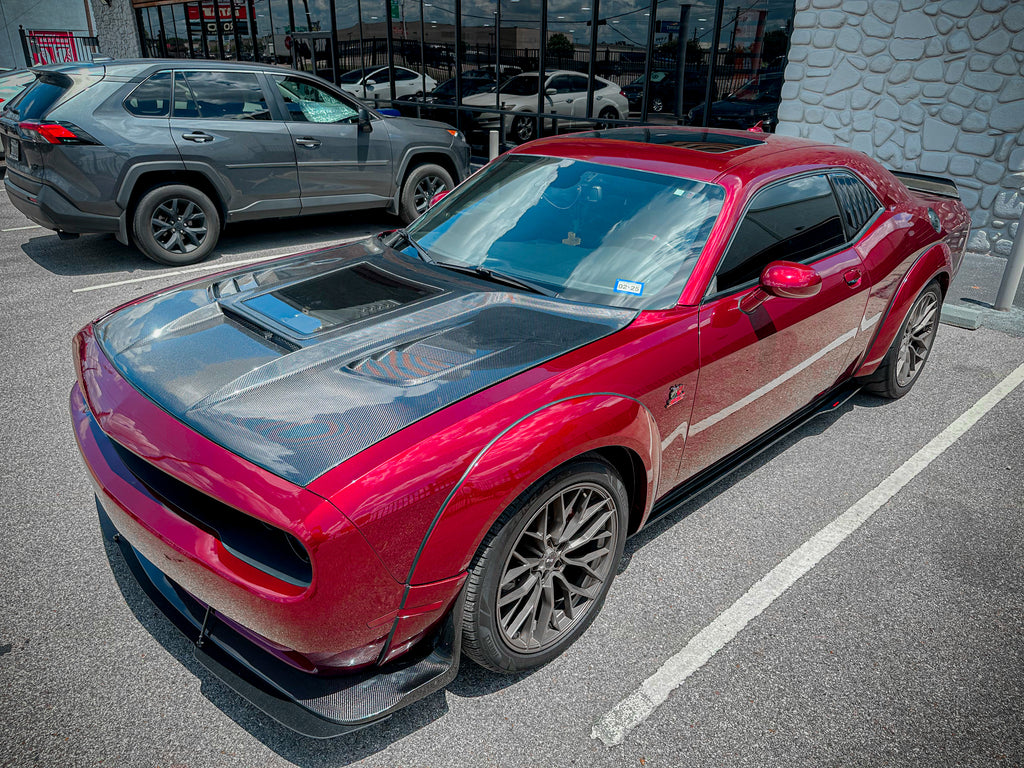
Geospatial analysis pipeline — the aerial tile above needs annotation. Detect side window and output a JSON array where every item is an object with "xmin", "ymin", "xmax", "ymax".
[
  {"xmin": 830, "ymin": 172, "xmax": 881, "ymax": 238},
  {"xmin": 393, "ymin": 68, "xmax": 417, "ymax": 82},
  {"xmin": 714, "ymin": 174, "xmax": 846, "ymax": 293},
  {"xmin": 567, "ymin": 75, "xmax": 590, "ymax": 93},
  {"xmin": 273, "ymin": 75, "xmax": 359, "ymax": 123},
  {"xmin": 179, "ymin": 71, "xmax": 271, "ymax": 120},
  {"xmin": 172, "ymin": 72, "xmax": 199, "ymax": 118},
  {"xmin": 124, "ymin": 71, "xmax": 171, "ymax": 117},
  {"xmin": 548, "ymin": 75, "xmax": 571, "ymax": 93}
]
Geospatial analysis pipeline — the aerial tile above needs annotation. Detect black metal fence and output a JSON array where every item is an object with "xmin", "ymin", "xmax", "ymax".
[{"xmin": 19, "ymin": 26, "xmax": 101, "ymax": 67}]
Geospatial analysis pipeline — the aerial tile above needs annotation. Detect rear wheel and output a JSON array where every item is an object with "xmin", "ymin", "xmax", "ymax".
[
  {"xmin": 461, "ymin": 457, "xmax": 628, "ymax": 673},
  {"xmin": 510, "ymin": 114, "xmax": 536, "ymax": 144},
  {"xmin": 650, "ymin": 97, "xmax": 664, "ymax": 113},
  {"xmin": 595, "ymin": 106, "xmax": 618, "ymax": 130},
  {"xmin": 399, "ymin": 163, "xmax": 454, "ymax": 223},
  {"xmin": 863, "ymin": 281, "xmax": 942, "ymax": 399},
  {"xmin": 132, "ymin": 184, "xmax": 220, "ymax": 266}
]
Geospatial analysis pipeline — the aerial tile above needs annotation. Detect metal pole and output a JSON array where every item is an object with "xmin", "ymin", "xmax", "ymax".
[
  {"xmin": 995, "ymin": 211, "xmax": 1024, "ymax": 311},
  {"xmin": 248, "ymin": 0, "xmax": 259, "ymax": 61},
  {"xmin": 385, "ymin": 0, "xmax": 397, "ymax": 104},
  {"xmin": 675, "ymin": 4, "xmax": 689, "ymax": 123},
  {"xmin": 700, "ymin": 0, "xmax": 724, "ymax": 128},
  {"xmin": 419, "ymin": 0, "xmax": 426, "ymax": 99},
  {"xmin": 19, "ymin": 26, "xmax": 32, "ymax": 66},
  {"xmin": 329, "ymin": 0, "xmax": 339, "ymax": 80},
  {"xmin": 453, "ymin": 0, "xmax": 462, "ymax": 132},
  {"xmin": 232, "ymin": 0, "xmax": 244, "ymax": 59},
  {"xmin": 586, "ymin": 0, "xmax": 600, "ymax": 120},
  {"xmin": 356, "ymin": 0, "xmax": 365, "ymax": 72},
  {"xmin": 639, "ymin": 0, "xmax": 657, "ymax": 122},
  {"xmin": 537, "ymin": 0, "xmax": 547, "ymax": 139},
  {"xmin": 287, "ymin": 0, "xmax": 297, "ymax": 67}
]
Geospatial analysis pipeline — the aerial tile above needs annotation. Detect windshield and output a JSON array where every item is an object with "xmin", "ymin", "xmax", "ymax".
[
  {"xmin": 500, "ymin": 75, "xmax": 539, "ymax": 96},
  {"xmin": 405, "ymin": 155, "xmax": 725, "ymax": 309},
  {"xmin": 727, "ymin": 75, "xmax": 781, "ymax": 102}
]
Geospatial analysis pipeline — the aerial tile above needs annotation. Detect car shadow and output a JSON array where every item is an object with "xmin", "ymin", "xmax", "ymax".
[
  {"xmin": 618, "ymin": 391, "xmax": 867, "ymax": 568},
  {"xmin": 20, "ymin": 209, "xmax": 398, "ymax": 278}
]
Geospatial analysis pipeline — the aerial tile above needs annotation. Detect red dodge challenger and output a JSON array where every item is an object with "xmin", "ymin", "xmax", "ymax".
[{"xmin": 71, "ymin": 128, "xmax": 969, "ymax": 736}]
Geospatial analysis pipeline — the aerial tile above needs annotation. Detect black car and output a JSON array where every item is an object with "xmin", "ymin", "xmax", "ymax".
[
  {"xmin": 393, "ymin": 72, "xmax": 499, "ymax": 126},
  {"xmin": 686, "ymin": 72, "xmax": 783, "ymax": 131},
  {"xmin": 623, "ymin": 69, "xmax": 714, "ymax": 116},
  {"xmin": 1, "ymin": 60, "xmax": 470, "ymax": 265}
]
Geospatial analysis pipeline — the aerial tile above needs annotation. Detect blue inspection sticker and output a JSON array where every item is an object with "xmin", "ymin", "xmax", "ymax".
[{"xmin": 614, "ymin": 279, "xmax": 644, "ymax": 296}]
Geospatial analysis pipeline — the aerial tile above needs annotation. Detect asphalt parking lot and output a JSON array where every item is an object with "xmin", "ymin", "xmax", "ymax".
[{"xmin": 0, "ymin": 196, "xmax": 1021, "ymax": 768}]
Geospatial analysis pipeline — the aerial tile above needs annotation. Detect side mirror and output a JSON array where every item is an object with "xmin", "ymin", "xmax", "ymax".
[
  {"xmin": 429, "ymin": 189, "xmax": 449, "ymax": 207},
  {"xmin": 739, "ymin": 261, "xmax": 821, "ymax": 313},
  {"xmin": 358, "ymin": 108, "xmax": 373, "ymax": 133},
  {"xmin": 545, "ymin": 87, "xmax": 557, "ymax": 96}
]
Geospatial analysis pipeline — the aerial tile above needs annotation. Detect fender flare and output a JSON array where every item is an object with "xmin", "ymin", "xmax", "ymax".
[
  {"xmin": 855, "ymin": 243, "xmax": 952, "ymax": 378},
  {"xmin": 407, "ymin": 393, "xmax": 661, "ymax": 586},
  {"xmin": 389, "ymin": 146, "xmax": 465, "ymax": 213}
]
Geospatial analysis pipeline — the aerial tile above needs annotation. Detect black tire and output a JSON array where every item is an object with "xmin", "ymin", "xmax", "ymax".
[
  {"xmin": 595, "ymin": 106, "xmax": 618, "ymax": 130},
  {"xmin": 509, "ymin": 114, "xmax": 536, "ymax": 144},
  {"xmin": 132, "ymin": 184, "xmax": 220, "ymax": 266},
  {"xmin": 399, "ymin": 163, "xmax": 454, "ymax": 223},
  {"xmin": 863, "ymin": 281, "xmax": 943, "ymax": 399},
  {"xmin": 461, "ymin": 456, "xmax": 628, "ymax": 673}
]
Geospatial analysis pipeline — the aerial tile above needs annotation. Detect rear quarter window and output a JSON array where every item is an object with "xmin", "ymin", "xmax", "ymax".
[
  {"xmin": 10, "ymin": 77, "xmax": 68, "ymax": 119},
  {"xmin": 124, "ymin": 71, "xmax": 172, "ymax": 117}
]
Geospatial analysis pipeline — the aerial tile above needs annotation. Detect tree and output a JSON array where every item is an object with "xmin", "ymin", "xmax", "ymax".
[{"xmin": 547, "ymin": 33, "xmax": 574, "ymax": 59}]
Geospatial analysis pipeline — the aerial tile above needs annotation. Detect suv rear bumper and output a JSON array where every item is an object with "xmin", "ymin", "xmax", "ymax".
[{"xmin": 5, "ymin": 174, "xmax": 120, "ymax": 235}]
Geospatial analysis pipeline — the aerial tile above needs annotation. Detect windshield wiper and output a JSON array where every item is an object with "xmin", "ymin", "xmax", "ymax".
[
  {"xmin": 433, "ymin": 261, "xmax": 556, "ymax": 297},
  {"xmin": 387, "ymin": 228, "xmax": 434, "ymax": 264}
]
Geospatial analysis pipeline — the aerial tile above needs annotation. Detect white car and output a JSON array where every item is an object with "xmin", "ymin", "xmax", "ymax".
[
  {"xmin": 461, "ymin": 70, "xmax": 628, "ymax": 143},
  {"xmin": 338, "ymin": 66, "xmax": 437, "ymax": 104}
]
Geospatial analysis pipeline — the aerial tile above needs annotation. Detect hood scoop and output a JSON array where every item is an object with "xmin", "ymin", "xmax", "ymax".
[
  {"xmin": 347, "ymin": 326, "xmax": 505, "ymax": 386},
  {"xmin": 236, "ymin": 262, "xmax": 442, "ymax": 337}
]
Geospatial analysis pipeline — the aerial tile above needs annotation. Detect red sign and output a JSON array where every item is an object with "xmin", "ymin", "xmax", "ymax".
[
  {"xmin": 28, "ymin": 30, "xmax": 86, "ymax": 65},
  {"xmin": 186, "ymin": 3, "xmax": 248, "ymax": 22}
]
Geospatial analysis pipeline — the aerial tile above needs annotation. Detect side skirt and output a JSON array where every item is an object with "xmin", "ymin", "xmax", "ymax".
[{"xmin": 641, "ymin": 383, "xmax": 861, "ymax": 530}]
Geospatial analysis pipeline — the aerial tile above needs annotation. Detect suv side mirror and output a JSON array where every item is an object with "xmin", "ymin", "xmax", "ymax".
[
  {"xmin": 545, "ymin": 87, "xmax": 557, "ymax": 96},
  {"xmin": 358, "ymin": 108, "xmax": 373, "ymax": 133}
]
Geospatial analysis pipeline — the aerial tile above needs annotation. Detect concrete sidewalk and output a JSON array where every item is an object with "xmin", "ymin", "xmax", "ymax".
[{"xmin": 940, "ymin": 251, "xmax": 1024, "ymax": 337}]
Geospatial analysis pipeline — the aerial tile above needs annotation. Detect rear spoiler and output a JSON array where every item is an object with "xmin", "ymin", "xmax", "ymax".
[{"xmin": 890, "ymin": 170, "xmax": 960, "ymax": 200}]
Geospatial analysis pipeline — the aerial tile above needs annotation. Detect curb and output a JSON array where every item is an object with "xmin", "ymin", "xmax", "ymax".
[{"xmin": 941, "ymin": 301, "xmax": 1024, "ymax": 336}]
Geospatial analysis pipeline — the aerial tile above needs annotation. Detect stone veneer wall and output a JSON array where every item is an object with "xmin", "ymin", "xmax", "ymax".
[
  {"xmin": 89, "ymin": 0, "xmax": 142, "ymax": 60},
  {"xmin": 776, "ymin": 0, "xmax": 1024, "ymax": 259}
]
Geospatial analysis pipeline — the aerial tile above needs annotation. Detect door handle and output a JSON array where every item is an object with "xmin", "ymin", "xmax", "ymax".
[
  {"xmin": 844, "ymin": 268, "xmax": 863, "ymax": 287},
  {"xmin": 181, "ymin": 132, "xmax": 213, "ymax": 142},
  {"xmin": 295, "ymin": 137, "xmax": 322, "ymax": 148}
]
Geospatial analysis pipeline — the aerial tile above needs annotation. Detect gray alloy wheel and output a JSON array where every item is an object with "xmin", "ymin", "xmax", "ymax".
[
  {"xmin": 650, "ymin": 96, "xmax": 664, "ymax": 113},
  {"xmin": 595, "ymin": 106, "xmax": 618, "ymax": 130},
  {"xmin": 864, "ymin": 281, "xmax": 943, "ymax": 399},
  {"xmin": 133, "ymin": 184, "xmax": 220, "ymax": 266},
  {"xmin": 399, "ymin": 163, "xmax": 454, "ymax": 223},
  {"xmin": 510, "ymin": 114, "xmax": 536, "ymax": 144},
  {"xmin": 461, "ymin": 457, "xmax": 628, "ymax": 672},
  {"xmin": 895, "ymin": 288, "xmax": 939, "ymax": 388},
  {"xmin": 496, "ymin": 481, "xmax": 619, "ymax": 653}
]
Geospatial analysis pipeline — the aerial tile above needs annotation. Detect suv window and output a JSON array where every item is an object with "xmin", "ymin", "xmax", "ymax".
[
  {"xmin": 179, "ymin": 70, "xmax": 271, "ymax": 120},
  {"xmin": 124, "ymin": 71, "xmax": 171, "ymax": 117},
  {"xmin": 273, "ymin": 75, "xmax": 359, "ymax": 123},
  {"xmin": 548, "ymin": 75, "xmax": 573, "ymax": 93},
  {"xmin": 566, "ymin": 75, "xmax": 589, "ymax": 92},
  {"xmin": 393, "ymin": 68, "xmax": 417, "ymax": 81},
  {"xmin": 9, "ymin": 76, "xmax": 68, "ymax": 120},
  {"xmin": 714, "ymin": 173, "xmax": 846, "ymax": 293}
]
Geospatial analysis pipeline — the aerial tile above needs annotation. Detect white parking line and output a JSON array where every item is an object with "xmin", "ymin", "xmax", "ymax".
[
  {"xmin": 1, "ymin": 224, "xmax": 42, "ymax": 232},
  {"xmin": 592, "ymin": 361, "xmax": 1024, "ymax": 747},
  {"xmin": 71, "ymin": 240, "xmax": 357, "ymax": 294}
]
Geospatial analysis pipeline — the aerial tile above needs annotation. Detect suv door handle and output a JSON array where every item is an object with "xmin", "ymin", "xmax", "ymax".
[
  {"xmin": 181, "ymin": 132, "xmax": 213, "ymax": 143},
  {"xmin": 295, "ymin": 137, "xmax": 322, "ymax": 148}
]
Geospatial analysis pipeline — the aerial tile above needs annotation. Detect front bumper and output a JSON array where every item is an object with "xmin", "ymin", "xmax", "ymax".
[
  {"xmin": 99, "ymin": 499, "xmax": 463, "ymax": 738},
  {"xmin": 5, "ymin": 174, "xmax": 120, "ymax": 234}
]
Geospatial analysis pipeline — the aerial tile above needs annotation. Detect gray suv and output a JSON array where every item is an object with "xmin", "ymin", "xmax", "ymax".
[{"xmin": 0, "ymin": 60, "xmax": 470, "ymax": 265}]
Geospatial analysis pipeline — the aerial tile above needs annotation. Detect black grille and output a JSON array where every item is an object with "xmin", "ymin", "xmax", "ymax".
[
  {"xmin": 109, "ymin": 440, "xmax": 312, "ymax": 587},
  {"xmin": 831, "ymin": 173, "xmax": 881, "ymax": 238}
]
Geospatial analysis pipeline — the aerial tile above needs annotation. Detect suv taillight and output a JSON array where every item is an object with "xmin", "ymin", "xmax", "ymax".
[{"xmin": 18, "ymin": 120, "xmax": 97, "ymax": 145}]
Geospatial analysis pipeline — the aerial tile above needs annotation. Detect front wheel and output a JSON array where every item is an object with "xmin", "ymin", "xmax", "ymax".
[
  {"xmin": 863, "ymin": 281, "xmax": 942, "ymax": 399},
  {"xmin": 132, "ymin": 184, "xmax": 220, "ymax": 266},
  {"xmin": 461, "ymin": 457, "xmax": 628, "ymax": 673},
  {"xmin": 399, "ymin": 163, "xmax": 454, "ymax": 223},
  {"xmin": 509, "ymin": 114, "xmax": 536, "ymax": 144}
]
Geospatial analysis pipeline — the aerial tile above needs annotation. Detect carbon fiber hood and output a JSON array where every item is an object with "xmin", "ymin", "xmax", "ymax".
[{"xmin": 96, "ymin": 239, "xmax": 634, "ymax": 485}]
